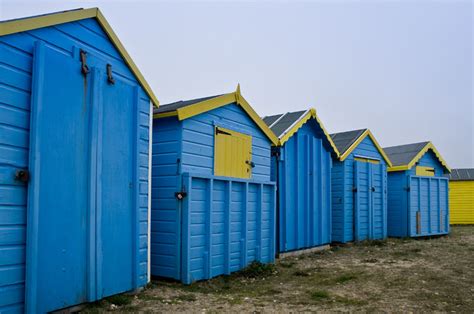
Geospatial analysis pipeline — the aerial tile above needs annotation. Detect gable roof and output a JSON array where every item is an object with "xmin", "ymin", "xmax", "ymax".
[
  {"xmin": 0, "ymin": 8, "xmax": 159, "ymax": 107},
  {"xmin": 384, "ymin": 141, "xmax": 450, "ymax": 172},
  {"xmin": 330, "ymin": 129, "xmax": 392, "ymax": 166},
  {"xmin": 449, "ymin": 168, "xmax": 474, "ymax": 181},
  {"xmin": 262, "ymin": 109, "xmax": 339, "ymax": 155},
  {"xmin": 153, "ymin": 85, "xmax": 279, "ymax": 146}
]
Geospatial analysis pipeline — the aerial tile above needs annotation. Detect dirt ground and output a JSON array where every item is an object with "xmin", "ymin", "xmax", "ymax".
[{"xmin": 84, "ymin": 226, "xmax": 474, "ymax": 313}]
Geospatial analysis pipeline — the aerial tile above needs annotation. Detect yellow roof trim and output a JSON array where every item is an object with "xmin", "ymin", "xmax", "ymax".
[
  {"xmin": 277, "ymin": 109, "xmax": 340, "ymax": 157},
  {"xmin": 1, "ymin": 8, "xmax": 159, "ymax": 107},
  {"xmin": 154, "ymin": 86, "xmax": 279, "ymax": 146},
  {"xmin": 387, "ymin": 142, "xmax": 451, "ymax": 173},
  {"xmin": 339, "ymin": 129, "xmax": 393, "ymax": 167}
]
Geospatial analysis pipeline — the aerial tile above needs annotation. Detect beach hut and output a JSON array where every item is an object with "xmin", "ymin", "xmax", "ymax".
[
  {"xmin": 330, "ymin": 129, "xmax": 392, "ymax": 243},
  {"xmin": 384, "ymin": 142, "xmax": 451, "ymax": 237},
  {"xmin": 448, "ymin": 169, "xmax": 474, "ymax": 224},
  {"xmin": 0, "ymin": 9, "xmax": 157, "ymax": 313},
  {"xmin": 151, "ymin": 86, "xmax": 278, "ymax": 284},
  {"xmin": 262, "ymin": 109, "xmax": 339, "ymax": 254}
]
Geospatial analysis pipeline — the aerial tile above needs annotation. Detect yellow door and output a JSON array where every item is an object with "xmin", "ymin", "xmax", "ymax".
[
  {"xmin": 450, "ymin": 181, "xmax": 474, "ymax": 224},
  {"xmin": 214, "ymin": 126, "xmax": 252, "ymax": 179}
]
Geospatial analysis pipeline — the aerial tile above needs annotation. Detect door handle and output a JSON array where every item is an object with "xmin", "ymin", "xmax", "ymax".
[{"xmin": 15, "ymin": 169, "xmax": 29, "ymax": 183}]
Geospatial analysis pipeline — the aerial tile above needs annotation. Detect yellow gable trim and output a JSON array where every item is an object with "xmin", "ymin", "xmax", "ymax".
[
  {"xmin": 339, "ymin": 129, "xmax": 393, "ymax": 167},
  {"xmin": 153, "ymin": 86, "xmax": 279, "ymax": 146},
  {"xmin": 277, "ymin": 109, "xmax": 340, "ymax": 157},
  {"xmin": 1, "ymin": 8, "xmax": 159, "ymax": 107},
  {"xmin": 388, "ymin": 142, "xmax": 451, "ymax": 173}
]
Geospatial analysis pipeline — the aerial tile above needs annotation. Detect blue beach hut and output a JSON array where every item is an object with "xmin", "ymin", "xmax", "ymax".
[
  {"xmin": 0, "ymin": 9, "xmax": 157, "ymax": 313},
  {"xmin": 262, "ymin": 109, "xmax": 339, "ymax": 254},
  {"xmin": 151, "ymin": 86, "xmax": 279, "ymax": 284},
  {"xmin": 384, "ymin": 142, "xmax": 451, "ymax": 237},
  {"xmin": 330, "ymin": 129, "xmax": 393, "ymax": 243}
]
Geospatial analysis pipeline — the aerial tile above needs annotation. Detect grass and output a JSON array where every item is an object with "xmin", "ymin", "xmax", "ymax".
[{"xmin": 309, "ymin": 290, "xmax": 330, "ymax": 301}]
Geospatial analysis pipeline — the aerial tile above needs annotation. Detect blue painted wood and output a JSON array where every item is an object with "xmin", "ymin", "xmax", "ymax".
[
  {"xmin": 151, "ymin": 101, "xmax": 276, "ymax": 283},
  {"xmin": 274, "ymin": 121, "xmax": 332, "ymax": 253},
  {"xmin": 331, "ymin": 135, "xmax": 388, "ymax": 243},
  {"xmin": 0, "ymin": 18, "xmax": 151, "ymax": 313},
  {"xmin": 387, "ymin": 149, "xmax": 449, "ymax": 238}
]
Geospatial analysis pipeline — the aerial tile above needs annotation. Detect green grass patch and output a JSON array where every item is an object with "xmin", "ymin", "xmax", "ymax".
[
  {"xmin": 309, "ymin": 290, "xmax": 330, "ymax": 300},
  {"xmin": 237, "ymin": 261, "xmax": 276, "ymax": 278},
  {"xmin": 106, "ymin": 294, "xmax": 133, "ymax": 306},
  {"xmin": 335, "ymin": 273, "xmax": 358, "ymax": 284},
  {"xmin": 176, "ymin": 294, "xmax": 197, "ymax": 302}
]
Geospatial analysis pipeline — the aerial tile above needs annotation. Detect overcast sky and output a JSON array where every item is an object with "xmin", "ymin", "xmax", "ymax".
[{"xmin": 2, "ymin": 0, "xmax": 473, "ymax": 168}]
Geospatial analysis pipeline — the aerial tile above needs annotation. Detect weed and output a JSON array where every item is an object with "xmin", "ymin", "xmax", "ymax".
[
  {"xmin": 279, "ymin": 261, "xmax": 296, "ymax": 268},
  {"xmin": 106, "ymin": 294, "xmax": 133, "ymax": 306},
  {"xmin": 293, "ymin": 270, "xmax": 311, "ymax": 277},
  {"xmin": 361, "ymin": 239, "xmax": 387, "ymax": 247},
  {"xmin": 176, "ymin": 294, "xmax": 197, "ymax": 302},
  {"xmin": 237, "ymin": 261, "xmax": 276, "ymax": 278},
  {"xmin": 309, "ymin": 290, "xmax": 330, "ymax": 300},
  {"xmin": 335, "ymin": 273, "xmax": 358, "ymax": 284}
]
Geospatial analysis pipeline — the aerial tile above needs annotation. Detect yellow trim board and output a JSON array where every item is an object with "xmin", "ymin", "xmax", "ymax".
[
  {"xmin": 277, "ymin": 109, "xmax": 340, "ymax": 157},
  {"xmin": 354, "ymin": 157, "xmax": 380, "ymax": 164},
  {"xmin": 387, "ymin": 142, "xmax": 451, "ymax": 173},
  {"xmin": 415, "ymin": 166, "xmax": 435, "ymax": 177},
  {"xmin": 154, "ymin": 85, "xmax": 279, "ymax": 146},
  {"xmin": 339, "ymin": 129, "xmax": 393, "ymax": 167},
  {"xmin": 1, "ymin": 8, "xmax": 159, "ymax": 107}
]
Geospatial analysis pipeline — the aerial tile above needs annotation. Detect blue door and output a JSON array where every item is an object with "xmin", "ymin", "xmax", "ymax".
[
  {"xmin": 98, "ymin": 74, "xmax": 137, "ymax": 298},
  {"xmin": 26, "ymin": 43, "xmax": 90, "ymax": 313},
  {"xmin": 26, "ymin": 42, "xmax": 141, "ymax": 312},
  {"xmin": 353, "ymin": 161, "xmax": 386, "ymax": 241}
]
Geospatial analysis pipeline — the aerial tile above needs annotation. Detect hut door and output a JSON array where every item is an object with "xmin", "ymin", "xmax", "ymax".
[
  {"xmin": 26, "ymin": 43, "xmax": 139, "ymax": 312},
  {"xmin": 354, "ymin": 161, "xmax": 385, "ymax": 241},
  {"xmin": 26, "ymin": 43, "xmax": 90, "ymax": 312}
]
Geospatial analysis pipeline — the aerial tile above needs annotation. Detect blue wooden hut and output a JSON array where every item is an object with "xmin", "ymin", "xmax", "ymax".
[
  {"xmin": 0, "ymin": 9, "xmax": 157, "ymax": 313},
  {"xmin": 262, "ymin": 109, "xmax": 339, "ymax": 253},
  {"xmin": 330, "ymin": 129, "xmax": 392, "ymax": 243},
  {"xmin": 384, "ymin": 142, "xmax": 451, "ymax": 237},
  {"xmin": 151, "ymin": 86, "xmax": 278, "ymax": 284}
]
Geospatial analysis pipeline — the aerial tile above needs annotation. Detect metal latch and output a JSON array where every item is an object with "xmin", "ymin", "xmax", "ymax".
[
  {"xmin": 175, "ymin": 191, "xmax": 187, "ymax": 200},
  {"xmin": 246, "ymin": 160, "xmax": 256, "ymax": 168},
  {"xmin": 15, "ymin": 169, "xmax": 29, "ymax": 183},
  {"xmin": 80, "ymin": 49, "xmax": 89, "ymax": 76},
  {"xmin": 106, "ymin": 64, "xmax": 115, "ymax": 85},
  {"xmin": 352, "ymin": 187, "xmax": 358, "ymax": 192},
  {"xmin": 371, "ymin": 187, "xmax": 376, "ymax": 192}
]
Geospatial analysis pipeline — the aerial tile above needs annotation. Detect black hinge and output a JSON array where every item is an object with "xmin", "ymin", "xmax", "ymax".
[
  {"xmin": 371, "ymin": 187, "xmax": 376, "ymax": 192},
  {"xmin": 106, "ymin": 64, "xmax": 115, "ymax": 85},
  {"xmin": 352, "ymin": 187, "xmax": 358, "ymax": 192},
  {"xmin": 80, "ymin": 49, "xmax": 89, "ymax": 76},
  {"xmin": 215, "ymin": 128, "xmax": 231, "ymax": 136},
  {"xmin": 15, "ymin": 169, "xmax": 29, "ymax": 183},
  {"xmin": 246, "ymin": 160, "xmax": 256, "ymax": 168},
  {"xmin": 404, "ymin": 186, "xmax": 411, "ymax": 191}
]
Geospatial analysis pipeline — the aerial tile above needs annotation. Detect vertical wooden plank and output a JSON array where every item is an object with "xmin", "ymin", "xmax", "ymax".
[
  {"xmin": 318, "ymin": 139, "xmax": 323, "ymax": 244},
  {"xmin": 257, "ymin": 183, "xmax": 263, "ymax": 261},
  {"xmin": 87, "ymin": 67, "xmax": 100, "ymax": 301},
  {"xmin": 132, "ymin": 86, "xmax": 141, "ymax": 289},
  {"xmin": 294, "ymin": 135, "xmax": 299, "ymax": 248},
  {"xmin": 206, "ymin": 178, "xmax": 213, "ymax": 279},
  {"xmin": 417, "ymin": 177, "xmax": 422, "ymax": 235},
  {"xmin": 381, "ymin": 164, "xmax": 386, "ymax": 239},
  {"xmin": 428, "ymin": 178, "xmax": 432, "ymax": 234},
  {"xmin": 271, "ymin": 183, "xmax": 277, "ymax": 260},
  {"xmin": 305, "ymin": 135, "xmax": 310, "ymax": 247},
  {"xmin": 368, "ymin": 162, "xmax": 373, "ymax": 239},
  {"xmin": 354, "ymin": 162, "xmax": 360, "ymax": 241},
  {"xmin": 311, "ymin": 138, "xmax": 317, "ymax": 245},
  {"xmin": 240, "ymin": 182, "xmax": 248, "ymax": 268},
  {"xmin": 181, "ymin": 174, "xmax": 192, "ymax": 284},
  {"xmin": 438, "ymin": 179, "xmax": 442, "ymax": 232},
  {"xmin": 225, "ymin": 181, "xmax": 231, "ymax": 274},
  {"xmin": 95, "ymin": 69, "xmax": 104, "ymax": 299},
  {"xmin": 406, "ymin": 175, "xmax": 412, "ymax": 237}
]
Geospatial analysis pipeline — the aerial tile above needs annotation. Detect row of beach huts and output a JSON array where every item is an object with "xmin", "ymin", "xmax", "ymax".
[{"xmin": 0, "ymin": 8, "xmax": 472, "ymax": 313}]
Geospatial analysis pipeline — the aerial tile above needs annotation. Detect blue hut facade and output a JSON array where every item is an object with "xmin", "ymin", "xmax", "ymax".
[
  {"xmin": 330, "ymin": 129, "xmax": 392, "ymax": 243},
  {"xmin": 263, "ymin": 109, "xmax": 339, "ymax": 253},
  {"xmin": 151, "ymin": 87, "xmax": 278, "ymax": 284},
  {"xmin": 0, "ymin": 9, "xmax": 157, "ymax": 313},
  {"xmin": 384, "ymin": 142, "xmax": 450, "ymax": 237}
]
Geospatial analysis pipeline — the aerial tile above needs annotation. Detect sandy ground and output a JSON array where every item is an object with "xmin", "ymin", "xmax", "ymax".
[{"xmin": 83, "ymin": 225, "xmax": 474, "ymax": 313}]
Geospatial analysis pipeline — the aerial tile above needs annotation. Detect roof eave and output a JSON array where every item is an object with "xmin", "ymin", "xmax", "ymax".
[{"xmin": 1, "ymin": 8, "xmax": 160, "ymax": 107}]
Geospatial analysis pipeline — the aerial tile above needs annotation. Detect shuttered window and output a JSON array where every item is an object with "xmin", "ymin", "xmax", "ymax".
[
  {"xmin": 214, "ymin": 126, "xmax": 252, "ymax": 179},
  {"xmin": 416, "ymin": 166, "xmax": 435, "ymax": 177}
]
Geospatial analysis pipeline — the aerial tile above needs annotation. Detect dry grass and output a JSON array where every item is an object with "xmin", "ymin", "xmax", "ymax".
[{"xmin": 82, "ymin": 225, "xmax": 474, "ymax": 313}]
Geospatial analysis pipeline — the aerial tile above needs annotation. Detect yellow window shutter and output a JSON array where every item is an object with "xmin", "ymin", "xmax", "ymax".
[
  {"xmin": 214, "ymin": 127, "xmax": 252, "ymax": 179},
  {"xmin": 415, "ymin": 166, "xmax": 435, "ymax": 177}
]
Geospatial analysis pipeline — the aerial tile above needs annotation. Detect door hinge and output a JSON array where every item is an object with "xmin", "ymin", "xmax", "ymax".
[
  {"xmin": 15, "ymin": 169, "xmax": 29, "ymax": 183},
  {"xmin": 246, "ymin": 160, "xmax": 256, "ymax": 168},
  {"xmin": 106, "ymin": 64, "xmax": 115, "ymax": 85},
  {"xmin": 352, "ymin": 187, "xmax": 358, "ymax": 192},
  {"xmin": 404, "ymin": 186, "xmax": 411, "ymax": 191},
  {"xmin": 80, "ymin": 49, "xmax": 90, "ymax": 76},
  {"xmin": 371, "ymin": 187, "xmax": 376, "ymax": 192}
]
